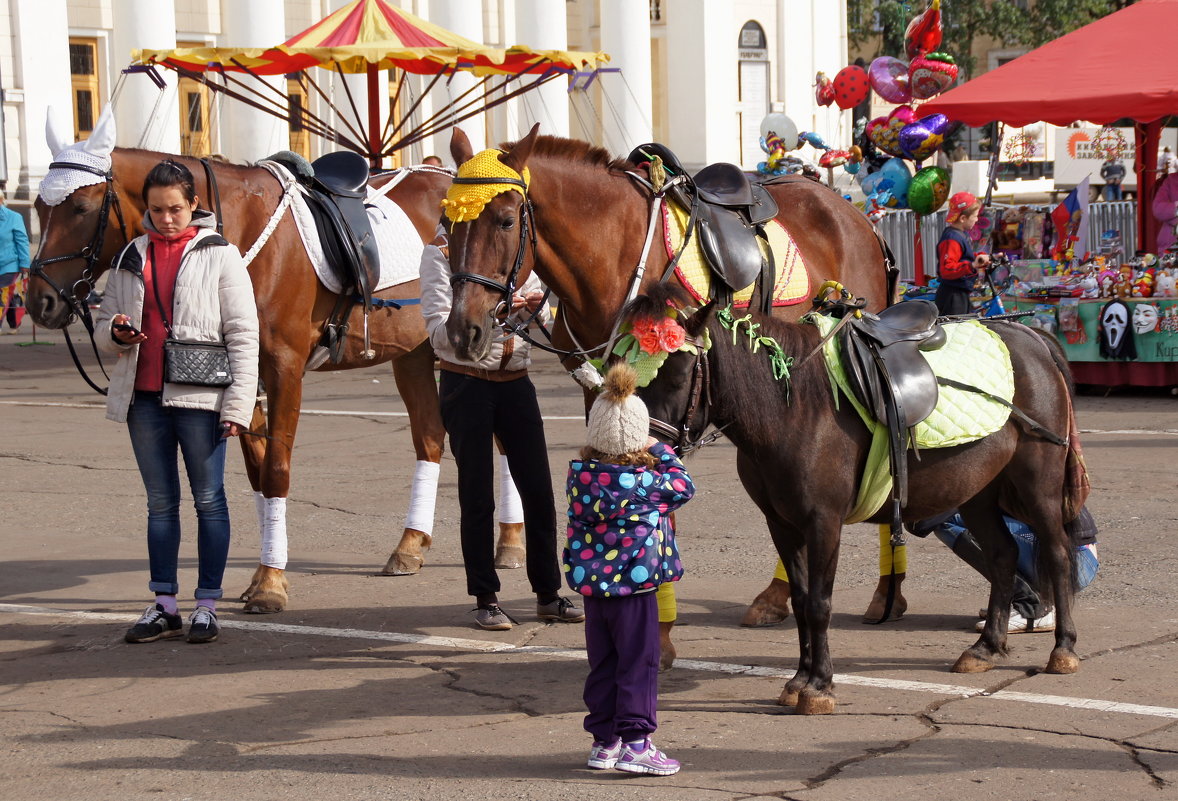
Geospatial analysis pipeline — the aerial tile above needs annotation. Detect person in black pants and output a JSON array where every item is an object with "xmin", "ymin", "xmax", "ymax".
[
  {"xmin": 420, "ymin": 230, "xmax": 584, "ymax": 631},
  {"xmin": 934, "ymin": 191, "xmax": 990, "ymax": 316}
]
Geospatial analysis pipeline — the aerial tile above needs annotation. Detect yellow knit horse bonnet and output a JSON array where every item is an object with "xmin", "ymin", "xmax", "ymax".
[{"xmin": 441, "ymin": 149, "xmax": 532, "ymax": 223}]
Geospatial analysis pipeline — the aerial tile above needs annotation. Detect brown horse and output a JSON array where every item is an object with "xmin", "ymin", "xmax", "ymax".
[
  {"xmin": 627, "ymin": 283, "xmax": 1083, "ymax": 714},
  {"xmin": 27, "ymin": 147, "xmax": 490, "ymax": 612},
  {"xmin": 440, "ymin": 126, "xmax": 894, "ymax": 648}
]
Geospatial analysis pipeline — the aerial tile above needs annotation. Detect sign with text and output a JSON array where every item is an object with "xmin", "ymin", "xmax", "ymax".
[{"xmin": 1053, "ymin": 127, "xmax": 1178, "ymax": 189}]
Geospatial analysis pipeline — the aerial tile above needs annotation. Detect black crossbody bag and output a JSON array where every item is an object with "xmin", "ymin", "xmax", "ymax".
[{"xmin": 149, "ymin": 244, "xmax": 233, "ymax": 388}]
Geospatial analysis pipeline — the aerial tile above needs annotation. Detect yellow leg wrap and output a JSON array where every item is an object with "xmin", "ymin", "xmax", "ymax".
[
  {"xmin": 657, "ymin": 582, "xmax": 677, "ymax": 624},
  {"xmin": 774, "ymin": 558, "xmax": 789, "ymax": 583},
  {"xmin": 878, "ymin": 524, "xmax": 907, "ymax": 575}
]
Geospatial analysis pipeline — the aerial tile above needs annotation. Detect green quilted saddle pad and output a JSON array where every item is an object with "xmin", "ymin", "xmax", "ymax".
[{"xmin": 809, "ymin": 314, "xmax": 1014, "ymax": 449}]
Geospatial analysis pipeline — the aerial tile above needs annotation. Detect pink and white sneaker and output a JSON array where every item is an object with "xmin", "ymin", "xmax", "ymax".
[
  {"xmin": 615, "ymin": 739, "xmax": 681, "ymax": 775},
  {"xmin": 586, "ymin": 738, "xmax": 623, "ymax": 769}
]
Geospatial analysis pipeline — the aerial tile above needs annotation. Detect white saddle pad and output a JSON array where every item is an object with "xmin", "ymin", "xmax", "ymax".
[{"xmin": 260, "ymin": 162, "xmax": 426, "ymax": 294}]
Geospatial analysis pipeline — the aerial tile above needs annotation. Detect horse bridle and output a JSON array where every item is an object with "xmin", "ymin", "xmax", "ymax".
[
  {"xmin": 447, "ymin": 174, "xmax": 536, "ymax": 316},
  {"xmin": 29, "ymin": 161, "xmax": 131, "ymax": 395},
  {"xmin": 645, "ymin": 333, "xmax": 725, "ymax": 455}
]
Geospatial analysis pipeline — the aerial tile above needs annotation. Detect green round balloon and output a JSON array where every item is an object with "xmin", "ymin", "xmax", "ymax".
[{"xmin": 908, "ymin": 166, "xmax": 951, "ymax": 215}]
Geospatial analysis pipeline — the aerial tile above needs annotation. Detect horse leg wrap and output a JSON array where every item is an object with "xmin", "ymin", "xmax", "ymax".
[
  {"xmin": 403, "ymin": 460, "xmax": 440, "ymax": 535},
  {"xmin": 497, "ymin": 454, "xmax": 524, "ymax": 525},
  {"xmin": 256, "ymin": 493, "xmax": 288, "ymax": 569}
]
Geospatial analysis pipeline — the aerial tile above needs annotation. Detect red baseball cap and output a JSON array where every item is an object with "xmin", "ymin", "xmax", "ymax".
[{"xmin": 946, "ymin": 191, "xmax": 981, "ymax": 223}]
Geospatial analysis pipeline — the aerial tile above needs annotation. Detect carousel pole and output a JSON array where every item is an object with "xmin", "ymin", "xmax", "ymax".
[{"xmin": 367, "ymin": 63, "xmax": 382, "ymax": 169}]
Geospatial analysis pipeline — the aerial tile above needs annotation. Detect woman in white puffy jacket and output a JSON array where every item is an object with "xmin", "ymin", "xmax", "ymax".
[{"xmin": 95, "ymin": 160, "xmax": 258, "ymax": 646}]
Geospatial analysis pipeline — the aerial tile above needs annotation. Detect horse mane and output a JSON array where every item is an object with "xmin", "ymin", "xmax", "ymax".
[{"xmin": 505, "ymin": 135, "xmax": 635, "ymax": 173}]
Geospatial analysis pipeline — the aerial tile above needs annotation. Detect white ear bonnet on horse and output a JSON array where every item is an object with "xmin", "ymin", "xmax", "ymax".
[
  {"xmin": 586, "ymin": 363, "xmax": 650, "ymax": 456},
  {"xmin": 38, "ymin": 105, "xmax": 116, "ymax": 207}
]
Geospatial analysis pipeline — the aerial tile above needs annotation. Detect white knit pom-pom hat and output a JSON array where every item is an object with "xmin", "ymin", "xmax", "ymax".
[{"xmin": 586, "ymin": 363, "xmax": 650, "ymax": 456}]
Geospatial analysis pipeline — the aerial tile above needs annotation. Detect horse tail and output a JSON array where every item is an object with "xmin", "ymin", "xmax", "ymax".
[{"xmin": 1027, "ymin": 328, "xmax": 1090, "ymax": 522}]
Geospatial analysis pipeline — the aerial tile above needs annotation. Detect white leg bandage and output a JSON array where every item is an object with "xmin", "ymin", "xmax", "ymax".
[
  {"xmin": 259, "ymin": 496, "xmax": 288, "ymax": 569},
  {"xmin": 403, "ymin": 460, "xmax": 441, "ymax": 535},
  {"xmin": 497, "ymin": 454, "xmax": 524, "ymax": 525}
]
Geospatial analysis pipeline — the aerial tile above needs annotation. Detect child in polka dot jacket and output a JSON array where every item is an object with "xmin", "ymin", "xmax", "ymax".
[{"xmin": 564, "ymin": 363, "xmax": 695, "ymax": 776}]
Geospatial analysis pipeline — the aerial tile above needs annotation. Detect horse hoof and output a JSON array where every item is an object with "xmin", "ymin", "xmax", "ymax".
[
  {"xmin": 740, "ymin": 578, "xmax": 790, "ymax": 627},
  {"xmin": 777, "ymin": 687, "xmax": 800, "ymax": 707},
  {"xmin": 494, "ymin": 545, "xmax": 526, "ymax": 570},
  {"xmin": 381, "ymin": 531, "xmax": 432, "ymax": 576},
  {"xmin": 243, "ymin": 566, "xmax": 289, "ymax": 614},
  {"xmin": 861, "ymin": 574, "xmax": 907, "ymax": 623},
  {"xmin": 238, "ymin": 564, "xmax": 267, "ymax": 602},
  {"xmin": 796, "ymin": 688, "xmax": 836, "ymax": 715},
  {"xmin": 951, "ymin": 651, "xmax": 994, "ymax": 673},
  {"xmin": 1046, "ymin": 649, "xmax": 1080, "ymax": 674}
]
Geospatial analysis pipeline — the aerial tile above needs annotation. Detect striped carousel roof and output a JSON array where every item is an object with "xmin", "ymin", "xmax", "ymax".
[{"xmin": 134, "ymin": 0, "xmax": 607, "ymax": 76}]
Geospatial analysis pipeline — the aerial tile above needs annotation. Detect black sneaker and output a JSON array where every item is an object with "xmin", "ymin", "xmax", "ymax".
[
  {"xmin": 186, "ymin": 607, "xmax": 220, "ymax": 644},
  {"xmin": 124, "ymin": 603, "xmax": 183, "ymax": 643}
]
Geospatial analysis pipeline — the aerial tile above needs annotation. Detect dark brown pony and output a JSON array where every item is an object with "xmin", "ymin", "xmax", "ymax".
[
  {"xmin": 27, "ymin": 148, "xmax": 471, "ymax": 612},
  {"xmin": 440, "ymin": 126, "xmax": 894, "ymax": 645},
  {"xmin": 628, "ymin": 283, "xmax": 1083, "ymax": 714}
]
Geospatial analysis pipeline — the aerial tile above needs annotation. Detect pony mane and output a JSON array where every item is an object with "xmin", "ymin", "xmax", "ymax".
[{"xmin": 507, "ymin": 135, "xmax": 635, "ymax": 173}]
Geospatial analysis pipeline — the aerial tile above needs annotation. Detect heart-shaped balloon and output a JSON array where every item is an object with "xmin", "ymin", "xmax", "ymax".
[
  {"xmin": 899, "ymin": 113, "xmax": 950, "ymax": 161},
  {"xmin": 870, "ymin": 106, "xmax": 917, "ymax": 158},
  {"xmin": 909, "ymin": 53, "xmax": 959, "ymax": 100},
  {"xmin": 815, "ymin": 71, "xmax": 835, "ymax": 107},
  {"xmin": 908, "ymin": 165, "xmax": 951, "ymax": 215},
  {"xmin": 869, "ymin": 56, "xmax": 912, "ymax": 104},
  {"xmin": 833, "ymin": 65, "xmax": 871, "ymax": 110},
  {"xmin": 905, "ymin": 0, "xmax": 943, "ymax": 59}
]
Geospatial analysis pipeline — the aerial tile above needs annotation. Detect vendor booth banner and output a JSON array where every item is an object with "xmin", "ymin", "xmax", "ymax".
[{"xmin": 1053, "ymin": 127, "xmax": 1178, "ymax": 191}]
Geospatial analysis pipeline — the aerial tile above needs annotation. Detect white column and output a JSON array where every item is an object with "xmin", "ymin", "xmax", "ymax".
[
  {"xmin": 11, "ymin": 0, "xmax": 73, "ymax": 191},
  {"xmin": 599, "ymin": 0, "xmax": 652, "ymax": 156},
  {"xmin": 221, "ymin": 0, "xmax": 287, "ymax": 163},
  {"xmin": 111, "ymin": 0, "xmax": 181, "ymax": 153},
  {"xmin": 429, "ymin": 0, "xmax": 486, "ymax": 160},
  {"xmin": 665, "ymin": 0, "xmax": 736, "ymax": 170},
  {"xmin": 514, "ymin": 0, "xmax": 569, "ymax": 140}
]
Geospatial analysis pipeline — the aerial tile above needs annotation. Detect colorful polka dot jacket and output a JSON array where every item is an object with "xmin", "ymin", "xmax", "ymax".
[{"xmin": 563, "ymin": 442, "xmax": 696, "ymax": 597}]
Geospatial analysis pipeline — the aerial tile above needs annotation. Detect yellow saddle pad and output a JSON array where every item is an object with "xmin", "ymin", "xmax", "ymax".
[
  {"xmin": 663, "ymin": 201, "xmax": 810, "ymax": 308},
  {"xmin": 808, "ymin": 313, "xmax": 1015, "ymax": 522}
]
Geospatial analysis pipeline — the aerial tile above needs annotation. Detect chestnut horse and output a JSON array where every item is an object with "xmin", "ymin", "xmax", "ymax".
[
  {"xmin": 440, "ymin": 126, "xmax": 894, "ymax": 651},
  {"xmin": 27, "ymin": 147, "xmax": 466, "ymax": 612},
  {"xmin": 629, "ymin": 284, "xmax": 1083, "ymax": 714}
]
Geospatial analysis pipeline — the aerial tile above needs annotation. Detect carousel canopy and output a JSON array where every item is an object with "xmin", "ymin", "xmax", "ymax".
[
  {"xmin": 134, "ymin": 0, "xmax": 607, "ymax": 76},
  {"xmin": 922, "ymin": 0, "xmax": 1178, "ymax": 127}
]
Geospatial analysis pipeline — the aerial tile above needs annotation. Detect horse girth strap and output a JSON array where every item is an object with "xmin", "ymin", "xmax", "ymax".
[{"xmin": 936, "ymin": 376, "xmax": 1068, "ymax": 446}]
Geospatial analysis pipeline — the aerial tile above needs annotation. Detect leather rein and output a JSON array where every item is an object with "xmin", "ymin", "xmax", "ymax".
[
  {"xmin": 29, "ymin": 162, "xmax": 131, "ymax": 395},
  {"xmin": 644, "ymin": 332, "xmax": 727, "ymax": 456}
]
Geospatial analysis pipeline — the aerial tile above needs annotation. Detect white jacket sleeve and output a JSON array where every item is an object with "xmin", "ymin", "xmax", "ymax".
[
  {"xmin": 216, "ymin": 248, "xmax": 260, "ymax": 427},
  {"xmin": 419, "ymin": 238, "xmax": 456, "ymax": 359}
]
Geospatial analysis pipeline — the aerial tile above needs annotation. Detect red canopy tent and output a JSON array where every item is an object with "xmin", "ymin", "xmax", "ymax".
[{"xmin": 922, "ymin": 0, "xmax": 1178, "ymax": 253}]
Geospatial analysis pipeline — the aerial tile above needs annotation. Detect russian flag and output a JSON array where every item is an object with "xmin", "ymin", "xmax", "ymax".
[{"xmin": 1051, "ymin": 176, "xmax": 1091, "ymax": 259}]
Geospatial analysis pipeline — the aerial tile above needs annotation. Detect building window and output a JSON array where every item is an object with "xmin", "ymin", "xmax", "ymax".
[
  {"xmin": 287, "ymin": 76, "xmax": 310, "ymax": 159},
  {"xmin": 737, "ymin": 22, "xmax": 769, "ymax": 169},
  {"xmin": 69, "ymin": 38, "xmax": 101, "ymax": 141},
  {"xmin": 177, "ymin": 41, "xmax": 211, "ymax": 156}
]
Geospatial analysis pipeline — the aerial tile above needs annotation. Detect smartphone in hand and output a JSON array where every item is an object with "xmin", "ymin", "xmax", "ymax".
[{"xmin": 113, "ymin": 323, "xmax": 142, "ymax": 337}]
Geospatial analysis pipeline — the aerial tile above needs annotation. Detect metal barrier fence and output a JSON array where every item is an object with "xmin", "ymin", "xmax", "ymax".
[{"xmin": 876, "ymin": 200, "xmax": 1139, "ymax": 282}]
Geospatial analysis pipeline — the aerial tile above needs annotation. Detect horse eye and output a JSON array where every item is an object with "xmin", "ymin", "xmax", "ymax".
[
  {"xmin": 73, "ymin": 203, "xmax": 90, "ymax": 216},
  {"xmin": 498, "ymin": 216, "xmax": 515, "ymax": 231}
]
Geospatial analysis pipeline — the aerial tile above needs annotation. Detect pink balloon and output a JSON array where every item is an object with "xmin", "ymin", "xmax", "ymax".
[{"xmin": 869, "ymin": 57, "xmax": 912, "ymax": 104}]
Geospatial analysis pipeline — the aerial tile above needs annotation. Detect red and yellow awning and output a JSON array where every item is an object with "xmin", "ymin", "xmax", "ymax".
[{"xmin": 134, "ymin": 0, "xmax": 607, "ymax": 76}]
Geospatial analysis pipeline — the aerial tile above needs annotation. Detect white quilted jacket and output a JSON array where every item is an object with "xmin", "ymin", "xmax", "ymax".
[{"xmin": 95, "ymin": 211, "xmax": 260, "ymax": 426}]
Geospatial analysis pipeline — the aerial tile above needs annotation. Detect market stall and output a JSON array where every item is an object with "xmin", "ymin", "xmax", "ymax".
[{"xmin": 921, "ymin": 0, "xmax": 1178, "ymax": 386}]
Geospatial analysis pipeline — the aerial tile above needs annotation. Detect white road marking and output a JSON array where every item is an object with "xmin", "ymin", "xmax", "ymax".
[
  {"xmin": 4, "ymin": 602, "xmax": 1177, "ymax": 720},
  {"xmin": 2, "ymin": 402, "xmax": 1175, "ymax": 431}
]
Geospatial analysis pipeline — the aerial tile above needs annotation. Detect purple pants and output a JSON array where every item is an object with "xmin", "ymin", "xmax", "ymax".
[{"xmin": 582, "ymin": 592, "xmax": 659, "ymax": 743}]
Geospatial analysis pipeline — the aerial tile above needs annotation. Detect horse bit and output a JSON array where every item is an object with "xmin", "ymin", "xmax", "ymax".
[
  {"xmin": 645, "ymin": 332, "xmax": 726, "ymax": 456},
  {"xmin": 29, "ymin": 161, "xmax": 130, "ymax": 395}
]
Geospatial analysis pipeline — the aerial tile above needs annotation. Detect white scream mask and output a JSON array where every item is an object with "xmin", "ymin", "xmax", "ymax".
[
  {"xmin": 1101, "ymin": 301, "xmax": 1128, "ymax": 349},
  {"xmin": 38, "ymin": 105, "xmax": 116, "ymax": 206}
]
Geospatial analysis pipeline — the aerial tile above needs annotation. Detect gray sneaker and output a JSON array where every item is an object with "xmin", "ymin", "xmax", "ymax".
[
  {"xmin": 537, "ymin": 596, "xmax": 585, "ymax": 623},
  {"xmin": 474, "ymin": 604, "xmax": 513, "ymax": 630}
]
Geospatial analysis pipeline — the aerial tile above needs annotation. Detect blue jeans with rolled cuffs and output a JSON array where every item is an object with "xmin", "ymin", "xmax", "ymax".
[{"xmin": 126, "ymin": 391, "xmax": 229, "ymax": 599}]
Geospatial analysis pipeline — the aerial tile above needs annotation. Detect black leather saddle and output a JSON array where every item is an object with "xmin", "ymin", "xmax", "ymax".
[
  {"xmin": 304, "ymin": 151, "xmax": 381, "ymax": 312},
  {"xmin": 628, "ymin": 143, "xmax": 779, "ymax": 312},
  {"xmin": 833, "ymin": 298, "xmax": 947, "ymax": 539}
]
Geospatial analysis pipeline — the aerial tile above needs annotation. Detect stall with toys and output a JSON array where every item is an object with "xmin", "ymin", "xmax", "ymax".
[{"xmin": 1001, "ymin": 253, "xmax": 1178, "ymax": 386}]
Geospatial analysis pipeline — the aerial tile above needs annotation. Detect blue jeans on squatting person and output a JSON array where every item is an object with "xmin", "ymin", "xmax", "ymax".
[
  {"xmin": 127, "ymin": 391, "xmax": 230, "ymax": 600},
  {"xmin": 934, "ymin": 514, "xmax": 1098, "ymax": 621}
]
